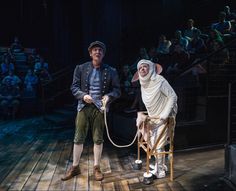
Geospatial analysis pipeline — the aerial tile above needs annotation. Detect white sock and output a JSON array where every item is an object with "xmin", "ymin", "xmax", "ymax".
[
  {"xmin": 94, "ymin": 143, "xmax": 103, "ymax": 166},
  {"xmin": 72, "ymin": 144, "xmax": 83, "ymax": 166}
]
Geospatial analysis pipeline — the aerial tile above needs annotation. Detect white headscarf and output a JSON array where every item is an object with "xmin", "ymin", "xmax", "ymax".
[{"xmin": 137, "ymin": 59, "xmax": 166, "ymax": 117}]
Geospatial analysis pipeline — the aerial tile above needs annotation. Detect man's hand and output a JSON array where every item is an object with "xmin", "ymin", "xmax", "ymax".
[{"xmin": 83, "ymin": 95, "xmax": 93, "ymax": 104}]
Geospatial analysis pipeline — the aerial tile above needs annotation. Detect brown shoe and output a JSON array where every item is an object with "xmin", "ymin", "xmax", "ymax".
[
  {"xmin": 61, "ymin": 165, "xmax": 80, "ymax": 181},
  {"xmin": 94, "ymin": 165, "xmax": 104, "ymax": 181}
]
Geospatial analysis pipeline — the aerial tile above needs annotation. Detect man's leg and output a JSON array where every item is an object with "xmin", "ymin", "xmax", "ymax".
[
  {"xmin": 94, "ymin": 143, "xmax": 103, "ymax": 166},
  {"xmin": 91, "ymin": 106, "xmax": 105, "ymax": 181},
  {"xmin": 73, "ymin": 143, "xmax": 84, "ymax": 166},
  {"xmin": 61, "ymin": 110, "xmax": 88, "ymax": 181}
]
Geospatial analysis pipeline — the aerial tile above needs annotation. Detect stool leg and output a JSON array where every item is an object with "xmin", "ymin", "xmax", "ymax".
[{"xmin": 170, "ymin": 129, "xmax": 174, "ymax": 181}]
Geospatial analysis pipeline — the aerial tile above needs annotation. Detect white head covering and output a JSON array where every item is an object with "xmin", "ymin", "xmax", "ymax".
[
  {"xmin": 137, "ymin": 59, "xmax": 166, "ymax": 117},
  {"xmin": 137, "ymin": 59, "xmax": 156, "ymax": 85}
]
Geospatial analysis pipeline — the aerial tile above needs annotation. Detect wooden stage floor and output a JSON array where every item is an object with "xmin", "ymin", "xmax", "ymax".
[{"xmin": 0, "ymin": 119, "xmax": 232, "ymax": 191}]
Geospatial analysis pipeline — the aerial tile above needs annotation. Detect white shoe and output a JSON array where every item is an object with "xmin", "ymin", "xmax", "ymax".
[
  {"xmin": 156, "ymin": 170, "xmax": 166, "ymax": 179},
  {"xmin": 163, "ymin": 164, "xmax": 168, "ymax": 172},
  {"xmin": 149, "ymin": 164, "xmax": 155, "ymax": 170},
  {"xmin": 149, "ymin": 164, "xmax": 168, "ymax": 172}
]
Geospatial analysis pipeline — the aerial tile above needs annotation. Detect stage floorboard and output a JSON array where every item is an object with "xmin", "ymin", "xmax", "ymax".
[{"xmin": 0, "ymin": 118, "xmax": 232, "ymax": 191}]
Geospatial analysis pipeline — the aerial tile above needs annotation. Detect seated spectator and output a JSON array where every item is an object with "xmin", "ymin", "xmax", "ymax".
[
  {"xmin": 23, "ymin": 69, "xmax": 38, "ymax": 97},
  {"xmin": 10, "ymin": 36, "xmax": 23, "ymax": 53},
  {"xmin": 148, "ymin": 47, "xmax": 158, "ymax": 62},
  {"xmin": 209, "ymin": 40, "xmax": 229, "ymax": 65},
  {"xmin": 224, "ymin": 5, "xmax": 236, "ymax": 22},
  {"xmin": 2, "ymin": 71, "xmax": 21, "ymax": 87},
  {"xmin": 183, "ymin": 19, "xmax": 199, "ymax": 41},
  {"xmin": 206, "ymin": 29, "xmax": 224, "ymax": 52},
  {"xmin": 211, "ymin": 11, "xmax": 232, "ymax": 35},
  {"xmin": 187, "ymin": 29, "xmax": 207, "ymax": 54},
  {"xmin": 0, "ymin": 79, "xmax": 20, "ymax": 119},
  {"xmin": 156, "ymin": 34, "xmax": 171, "ymax": 54},
  {"xmin": 167, "ymin": 45, "xmax": 190, "ymax": 75},
  {"xmin": 170, "ymin": 30, "xmax": 189, "ymax": 51},
  {"xmin": 38, "ymin": 67, "xmax": 52, "ymax": 82},
  {"xmin": 1, "ymin": 56, "xmax": 15, "ymax": 79},
  {"xmin": 27, "ymin": 48, "xmax": 40, "ymax": 68},
  {"xmin": 34, "ymin": 56, "xmax": 49, "ymax": 76}
]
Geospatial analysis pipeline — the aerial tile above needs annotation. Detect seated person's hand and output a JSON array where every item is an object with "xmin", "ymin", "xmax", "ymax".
[
  {"xmin": 83, "ymin": 95, "xmax": 93, "ymax": 104},
  {"xmin": 136, "ymin": 112, "xmax": 147, "ymax": 127}
]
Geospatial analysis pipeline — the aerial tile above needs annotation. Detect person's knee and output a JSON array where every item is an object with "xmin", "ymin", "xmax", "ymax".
[{"xmin": 93, "ymin": 139, "xmax": 104, "ymax": 145}]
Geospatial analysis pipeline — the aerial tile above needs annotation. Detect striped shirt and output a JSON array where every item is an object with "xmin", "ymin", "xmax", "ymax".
[{"xmin": 89, "ymin": 68, "xmax": 102, "ymax": 110}]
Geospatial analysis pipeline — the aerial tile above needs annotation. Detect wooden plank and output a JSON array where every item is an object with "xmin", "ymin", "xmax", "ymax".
[
  {"xmin": 155, "ymin": 182, "xmax": 171, "ymax": 191},
  {"xmin": 8, "ymin": 140, "xmax": 48, "ymax": 190},
  {"xmin": 168, "ymin": 181, "xmax": 186, "ymax": 191},
  {"xmin": 127, "ymin": 177, "xmax": 143, "ymax": 191},
  {"xmin": 35, "ymin": 141, "xmax": 64, "ymax": 191},
  {"xmin": 22, "ymin": 141, "xmax": 58, "ymax": 190},
  {"xmin": 102, "ymin": 182, "xmax": 115, "ymax": 191},
  {"xmin": 60, "ymin": 143, "xmax": 76, "ymax": 191},
  {"xmin": 0, "ymin": 136, "xmax": 34, "ymax": 184},
  {"xmin": 49, "ymin": 141, "xmax": 73, "ymax": 191},
  {"xmin": 0, "ymin": 139, "xmax": 43, "ymax": 190}
]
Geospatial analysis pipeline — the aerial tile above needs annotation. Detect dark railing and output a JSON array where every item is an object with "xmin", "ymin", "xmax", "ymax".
[{"xmin": 173, "ymin": 37, "xmax": 236, "ymax": 122}]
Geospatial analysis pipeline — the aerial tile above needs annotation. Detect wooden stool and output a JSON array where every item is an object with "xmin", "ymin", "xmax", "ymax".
[{"xmin": 136, "ymin": 115, "xmax": 175, "ymax": 182}]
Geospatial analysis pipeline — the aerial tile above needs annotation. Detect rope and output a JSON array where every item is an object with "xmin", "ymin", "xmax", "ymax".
[{"xmin": 102, "ymin": 99, "xmax": 139, "ymax": 148}]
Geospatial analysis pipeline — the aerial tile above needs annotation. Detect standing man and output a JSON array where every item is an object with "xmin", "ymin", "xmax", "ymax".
[{"xmin": 61, "ymin": 41, "xmax": 121, "ymax": 181}]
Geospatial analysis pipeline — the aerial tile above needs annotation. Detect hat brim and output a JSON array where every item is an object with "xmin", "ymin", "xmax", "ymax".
[{"xmin": 131, "ymin": 64, "xmax": 163, "ymax": 82}]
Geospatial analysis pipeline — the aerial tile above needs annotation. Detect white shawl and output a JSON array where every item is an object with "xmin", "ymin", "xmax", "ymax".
[{"xmin": 137, "ymin": 59, "xmax": 177, "ymax": 120}]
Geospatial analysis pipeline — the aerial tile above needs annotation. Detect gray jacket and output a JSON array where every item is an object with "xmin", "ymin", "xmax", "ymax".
[{"xmin": 71, "ymin": 61, "xmax": 121, "ymax": 111}]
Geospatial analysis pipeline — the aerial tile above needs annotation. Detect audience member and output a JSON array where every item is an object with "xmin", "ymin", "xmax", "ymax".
[
  {"xmin": 34, "ymin": 56, "xmax": 49, "ymax": 75},
  {"xmin": 1, "ymin": 56, "xmax": 15, "ymax": 79},
  {"xmin": 183, "ymin": 19, "xmax": 199, "ymax": 41},
  {"xmin": 187, "ymin": 29, "xmax": 207, "ymax": 54},
  {"xmin": 211, "ymin": 11, "xmax": 232, "ymax": 35},
  {"xmin": 156, "ymin": 34, "xmax": 171, "ymax": 54},
  {"xmin": 10, "ymin": 36, "xmax": 23, "ymax": 53},
  {"xmin": 0, "ymin": 78, "xmax": 20, "ymax": 119},
  {"xmin": 23, "ymin": 69, "xmax": 39, "ymax": 97},
  {"xmin": 2, "ymin": 70, "xmax": 21, "ymax": 87},
  {"xmin": 170, "ymin": 30, "xmax": 189, "ymax": 51}
]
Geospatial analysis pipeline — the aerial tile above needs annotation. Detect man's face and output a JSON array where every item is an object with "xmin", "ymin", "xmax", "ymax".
[
  {"xmin": 89, "ymin": 47, "xmax": 104, "ymax": 63},
  {"xmin": 139, "ymin": 63, "xmax": 149, "ymax": 77}
]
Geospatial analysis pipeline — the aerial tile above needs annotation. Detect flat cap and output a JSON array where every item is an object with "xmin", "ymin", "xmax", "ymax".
[{"xmin": 88, "ymin": 41, "xmax": 106, "ymax": 53}]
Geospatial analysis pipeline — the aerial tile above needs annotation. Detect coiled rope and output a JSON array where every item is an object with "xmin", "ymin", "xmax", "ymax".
[{"xmin": 102, "ymin": 99, "xmax": 139, "ymax": 148}]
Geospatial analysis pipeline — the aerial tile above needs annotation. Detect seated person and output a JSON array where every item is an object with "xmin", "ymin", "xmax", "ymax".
[
  {"xmin": 187, "ymin": 29, "xmax": 207, "ymax": 54},
  {"xmin": 0, "ymin": 79, "xmax": 20, "ymax": 119},
  {"xmin": 135, "ymin": 59, "xmax": 178, "ymax": 178},
  {"xmin": 23, "ymin": 69, "xmax": 39, "ymax": 97},
  {"xmin": 10, "ymin": 36, "xmax": 23, "ymax": 53},
  {"xmin": 224, "ymin": 5, "xmax": 236, "ymax": 23},
  {"xmin": 170, "ymin": 30, "xmax": 189, "ymax": 51},
  {"xmin": 34, "ymin": 56, "xmax": 49, "ymax": 76},
  {"xmin": 211, "ymin": 11, "xmax": 232, "ymax": 35},
  {"xmin": 27, "ymin": 49, "xmax": 40, "ymax": 68},
  {"xmin": 167, "ymin": 45, "xmax": 190, "ymax": 75},
  {"xmin": 1, "ymin": 56, "xmax": 15, "ymax": 79},
  {"xmin": 156, "ymin": 35, "xmax": 171, "ymax": 54},
  {"xmin": 119, "ymin": 65, "xmax": 133, "ymax": 96},
  {"xmin": 2, "ymin": 71, "xmax": 21, "ymax": 87},
  {"xmin": 183, "ymin": 19, "xmax": 199, "ymax": 41}
]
